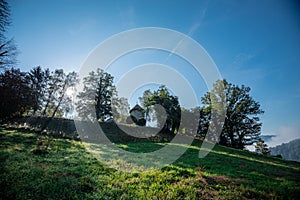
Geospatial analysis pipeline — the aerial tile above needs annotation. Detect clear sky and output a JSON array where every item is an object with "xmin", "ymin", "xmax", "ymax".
[{"xmin": 7, "ymin": 0, "xmax": 300, "ymax": 147}]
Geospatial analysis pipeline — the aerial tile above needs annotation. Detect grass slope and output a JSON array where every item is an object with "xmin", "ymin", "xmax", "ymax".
[{"xmin": 0, "ymin": 127, "xmax": 299, "ymax": 199}]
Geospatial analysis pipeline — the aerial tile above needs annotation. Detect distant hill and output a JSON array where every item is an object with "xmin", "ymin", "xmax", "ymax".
[{"xmin": 270, "ymin": 138, "xmax": 300, "ymax": 162}]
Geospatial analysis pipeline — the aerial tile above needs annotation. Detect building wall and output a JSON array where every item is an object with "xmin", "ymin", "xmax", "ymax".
[{"xmin": 131, "ymin": 110, "xmax": 144, "ymax": 120}]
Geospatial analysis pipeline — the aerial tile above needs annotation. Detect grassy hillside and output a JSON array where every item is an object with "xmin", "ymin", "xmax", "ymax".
[{"xmin": 0, "ymin": 127, "xmax": 299, "ymax": 199}]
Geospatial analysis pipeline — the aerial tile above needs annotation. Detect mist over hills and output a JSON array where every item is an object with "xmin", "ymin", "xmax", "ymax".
[
  {"xmin": 260, "ymin": 135, "xmax": 276, "ymax": 143},
  {"xmin": 270, "ymin": 138, "xmax": 300, "ymax": 162}
]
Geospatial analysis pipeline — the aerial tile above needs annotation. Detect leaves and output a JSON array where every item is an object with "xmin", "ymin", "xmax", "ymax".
[
  {"xmin": 76, "ymin": 68, "xmax": 116, "ymax": 121},
  {"xmin": 200, "ymin": 79, "xmax": 264, "ymax": 149},
  {"xmin": 141, "ymin": 85, "xmax": 181, "ymax": 134},
  {"xmin": 0, "ymin": 68, "xmax": 34, "ymax": 120},
  {"xmin": 0, "ymin": 67, "xmax": 78, "ymax": 123},
  {"xmin": 255, "ymin": 138, "xmax": 270, "ymax": 155}
]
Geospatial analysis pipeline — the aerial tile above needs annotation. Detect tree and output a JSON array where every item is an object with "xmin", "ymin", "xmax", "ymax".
[
  {"xmin": 0, "ymin": 67, "xmax": 78, "ymax": 123},
  {"xmin": 139, "ymin": 89, "xmax": 156, "ymax": 124},
  {"xmin": 0, "ymin": 0, "xmax": 17, "ymax": 69},
  {"xmin": 0, "ymin": 68, "xmax": 34, "ymax": 120},
  {"xmin": 255, "ymin": 138, "xmax": 270, "ymax": 155},
  {"xmin": 39, "ymin": 69, "xmax": 78, "ymax": 131},
  {"xmin": 201, "ymin": 79, "xmax": 264, "ymax": 149},
  {"xmin": 113, "ymin": 97, "xmax": 130, "ymax": 123},
  {"xmin": 180, "ymin": 107, "xmax": 199, "ymax": 136},
  {"xmin": 41, "ymin": 69, "xmax": 61, "ymax": 116},
  {"xmin": 40, "ymin": 69, "xmax": 77, "ymax": 117},
  {"xmin": 49, "ymin": 70, "xmax": 78, "ymax": 118},
  {"xmin": 142, "ymin": 86, "xmax": 181, "ymax": 134},
  {"xmin": 76, "ymin": 68, "xmax": 116, "ymax": 121},
  {"xmin": 197, "ymin": 106, "xmax": 211, "ymax": 139},
  {"xmin": 28, "ymin": 66, "xmax": 49, "ymax": 115}
]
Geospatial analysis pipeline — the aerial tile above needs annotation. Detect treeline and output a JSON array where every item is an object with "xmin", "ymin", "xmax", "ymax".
[
  {"xmin": 0, "ymin": 66, "xmax": 265, "ymax": 150},
  {"xmin": 0, "ymin": 67, "xmax": 78, "ymax": 120},
  {"xmin": 0, "ymin": 0, "xmax": 265, "ymax": 150},
  {"xmin": 0, "ymin": 67, "xmax": 131, "ymax": 123},
  {"xmin": 137, "ymin": 80, "xmax": 264, "ymax": 150}
]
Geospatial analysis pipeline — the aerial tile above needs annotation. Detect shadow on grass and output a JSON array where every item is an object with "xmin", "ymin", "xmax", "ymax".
[
  {"xmin": 1, "ymin": 127, "xmax": 299, "ymax": 199},
  {"xmin": 171, "ymin": 140, "xmax": 300, "ymax": 198},
  {"xmin": 0, "ymin": 127, "xmax": 115, "ymax": 199}
]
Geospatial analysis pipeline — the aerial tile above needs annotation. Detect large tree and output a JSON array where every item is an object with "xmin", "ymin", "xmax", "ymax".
[
  {"xmin": 76, "ymin": 68, "xmax": 116, "ymax": 121},
  {"xmin": 39, "ymin": 69, "xmax": 78, "ymax": 131},
  {"xmin": 200, "ymin": 79, "xmax": 264, "ymax": 149},
  {"xmin": 28, "ymin": 66, "xmax": 50, "ymax": 115},
  {"xmin": 139, "ymin": 89, "xmax": 155, "ymax": 124},
  {"xmin": 42, "ymin": 69, "xmax": 62, "ymax": 116},
  {"xmin": 142, "ymin": 86, "xmax": 181, "ymax": 134},
  {"xmin": 39, "ymin": 69, "xmax": 77, "ymax": 117},
  {"xmin": 0, "ymin": 68, "xmax": 34, "ymax": 120},
  {"xmin": 48, "ymin": 70, "xmax": 78, "ymax": 118}
]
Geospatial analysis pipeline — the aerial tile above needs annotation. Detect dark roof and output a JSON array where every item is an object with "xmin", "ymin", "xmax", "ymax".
[{"xmin": 129, "ymin": 104, "xmax": 144, "ymax": 113}]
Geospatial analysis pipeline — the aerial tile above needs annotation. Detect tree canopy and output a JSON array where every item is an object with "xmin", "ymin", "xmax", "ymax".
[
  {"xmin": 0, "ymin": 68, "xmax": 33, "ymax": 120},
  {"xmin": 0, "ymin": 65, "xmax": 265, "ymax": 151},
  {"xmin": 141, "ymin": 86, "xmax": 181, "ymax": 134},
  {"xmin": 255, "ymin": 137, "xmax": 270, "ymax": 155},
  {"xmin": 0, "ymin": 67, "xmax": 78, "ymax": 122},
  {"xmin": 76, "ymin": 68, "xmax": 117, "ymax": 121},
  {"xmin": 199, "ymin": 79, "xmax": 264, "ymax": 149}
]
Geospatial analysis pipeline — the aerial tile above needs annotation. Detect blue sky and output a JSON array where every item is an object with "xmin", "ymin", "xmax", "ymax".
[{"xmin": 7, "ymin": 0, "xmax": 300, "ymax": 146}]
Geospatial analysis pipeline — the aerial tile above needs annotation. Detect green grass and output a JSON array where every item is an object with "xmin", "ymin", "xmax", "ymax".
[{"xmin": 0, "ymin": 127, "xmax": 299, "ymax": 199}]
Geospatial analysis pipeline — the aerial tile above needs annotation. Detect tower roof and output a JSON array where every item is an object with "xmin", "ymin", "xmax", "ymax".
[{"xmin": 129, "ymin": 104, "xmax": 144, "ymax": 113}]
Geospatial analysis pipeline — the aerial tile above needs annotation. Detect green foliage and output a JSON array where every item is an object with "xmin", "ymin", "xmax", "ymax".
[
  {"xmin": 0, "ymin": 66, "xmax": 78, "ymax": 124},
  {"xmin": 0, "ymin": 127, "xmax": 299, "ymax": 199},
  {"xmin": 0, "ymin": 68, "xmax": 34, "ymax": 120},
  {"xmin": 141, "ymin": 86, "xmax": 181, "ymax": 134},
  {"xmin": 200, "ymin": 79, "xmax": 264, "ymax": 149},
  {"xmin": 34, "ymin": 68, "xmax": 78, "ymax": 132},
  {"xmin": 255, "ymin": 137, "xmax": 270, "ymax": 155},
  {"xmin": 41, "ymin": 69, "xmax": 78, "ymax": 118},
  {"xmin": 28, "ymin": 66, "xmax": 49, "ymax": 115},
  {"xmin": 76, "ymin": 68, "xmax": 116, "ymax": 121}
]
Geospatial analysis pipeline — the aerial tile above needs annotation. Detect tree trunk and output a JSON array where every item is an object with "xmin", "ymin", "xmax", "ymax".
[{"xmin": 40, "ymin": 81, "xmax": 67, "ymax": 133}]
